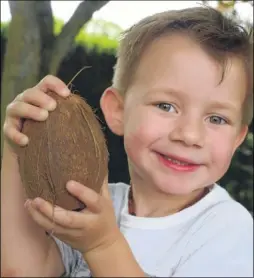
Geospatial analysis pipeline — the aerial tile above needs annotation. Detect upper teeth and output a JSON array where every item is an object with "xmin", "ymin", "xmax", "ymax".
[{"xmin": 166, "ymin": 157, "xmax": 189, "ymax": 165}]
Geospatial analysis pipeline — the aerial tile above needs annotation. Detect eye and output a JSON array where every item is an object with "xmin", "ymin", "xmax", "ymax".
[
  {"xmin": 209, "ymin": 115, "xmax": 227, "ymax": 125},
  {"xmin": 156, "ymin": 103, "xmax": 176, "ymax": 112}
]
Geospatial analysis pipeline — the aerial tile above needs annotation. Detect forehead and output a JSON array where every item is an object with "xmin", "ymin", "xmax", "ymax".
[{"xmin": 129, "ymin": 34, "xmax": 247, "ymax": 107}]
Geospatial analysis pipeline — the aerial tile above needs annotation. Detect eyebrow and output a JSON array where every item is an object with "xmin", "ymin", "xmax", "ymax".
[{"xmin": 147, "ymin": 88, "xmax": 185, "ymax": 98}]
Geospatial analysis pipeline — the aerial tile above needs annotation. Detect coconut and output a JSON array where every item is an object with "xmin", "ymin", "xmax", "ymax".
[{"xmin": 18, "ymin": 91, "xmax": 108, "ymax": 211}]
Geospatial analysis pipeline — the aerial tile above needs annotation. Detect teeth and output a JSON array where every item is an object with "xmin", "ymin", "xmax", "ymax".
[{"xmin": 165, "ymin": 156, "xmax": 189, "ymax": 165}]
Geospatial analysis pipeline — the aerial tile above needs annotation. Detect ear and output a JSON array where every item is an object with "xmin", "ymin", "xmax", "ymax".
[
  {"xmin": 100, "ymin": 87, "xmax": 124, "ymax": 136},
  {"xmin": 232, "ymin": 125, "xmax": 249, "ymax": 153}
]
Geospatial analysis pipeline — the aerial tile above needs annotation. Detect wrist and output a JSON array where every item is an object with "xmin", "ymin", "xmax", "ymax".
[
  {"xmin": 83, "ymin": 229, "xmax": 123, "ymax": 259},
  {"xmin": 83, "ymin": 233, "xmax": 145, "ymax": 277}
]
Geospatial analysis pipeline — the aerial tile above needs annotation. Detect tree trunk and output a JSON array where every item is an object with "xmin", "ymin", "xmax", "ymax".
[
  {"xmin": 36, "ymin": 1, "xmax": 54, "ymax": 79},
  {"xmin": 1, "ymin": 1, "xmax": 42, "ymax": 153}
]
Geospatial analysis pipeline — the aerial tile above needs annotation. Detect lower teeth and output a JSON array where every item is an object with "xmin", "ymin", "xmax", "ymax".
[{"xmin": 165, "ymin": 157, "xmax": 189, "ymax": 166}]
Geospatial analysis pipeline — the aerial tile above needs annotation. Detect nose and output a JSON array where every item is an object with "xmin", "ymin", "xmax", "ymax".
[{"xmin": 169, "ymin": 116, "xmax": 205, "ymax": 147}]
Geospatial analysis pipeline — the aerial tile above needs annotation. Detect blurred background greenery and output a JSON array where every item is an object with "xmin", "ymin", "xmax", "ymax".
[{"xmin": 1, "ymin": 1, "xmax": 253, "ymax": 214}]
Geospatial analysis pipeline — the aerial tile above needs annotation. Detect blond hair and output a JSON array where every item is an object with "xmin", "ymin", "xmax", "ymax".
[{"xmin": 113, "ymin": 6, "xmax": 253, "ymax": 126}]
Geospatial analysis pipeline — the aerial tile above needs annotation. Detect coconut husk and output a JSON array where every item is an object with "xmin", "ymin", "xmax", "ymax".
[{"xmin": 18, "ymin": 91, "xmax": 108, "ymax": 211}]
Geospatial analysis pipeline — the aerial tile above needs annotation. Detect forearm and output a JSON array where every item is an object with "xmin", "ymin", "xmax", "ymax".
[
  {"xmin": 1, "ymin": 142, "xmax": 53, "ymax": 275},
  {"xmin": 84, "ymin": 235, "xmax": 146, "ymax": 277}
]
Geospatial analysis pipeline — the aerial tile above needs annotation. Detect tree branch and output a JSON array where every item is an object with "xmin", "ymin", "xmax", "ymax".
[{"xmin": 49, "ymin": 0, "xmax": 109, "ymax": 75}]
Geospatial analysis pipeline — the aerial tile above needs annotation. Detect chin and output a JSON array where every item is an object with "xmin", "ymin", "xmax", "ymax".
[{"xmin": 151, "ymin": 176, "xmax": 205, "ymax": 196}]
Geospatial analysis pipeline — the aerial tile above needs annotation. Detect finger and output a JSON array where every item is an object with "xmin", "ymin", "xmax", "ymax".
[
  {"xmin": 6, "ymin": 101, "xmax": 49, "ymax": 121},
  {"xmin": 17, "ymin": 88, "xmax": 57, "ymax": 111},
  {"xmin": 3, "ymin": 123, "xmax": 29, "ymax": 146},
  {"xmin": 36, "ymin": 75, "xmax": 70, "ymax": 97},
  {"xmin": 25, "ymin": 199, "xmax": 79, "ymax": 233},
  {"xmin": 30, "ymin": 197, "xmax": 94, "ymax": 229},
  {"xmin": 66, "ymin": 181, "xmax": 102, "ymax": 213}
]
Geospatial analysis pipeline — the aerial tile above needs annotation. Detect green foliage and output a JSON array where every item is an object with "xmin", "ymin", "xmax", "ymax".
[
  {"xmin": 53, "ymin": 18, "xmax": 65, "ymax": 36},
  {"xmin": 0, "ymin": 21, "xmax": 9, "ymax": 37},
  {"xmin": 220, "ymin": 132, "xmax": 253, "ymax": 214},
  {"xmin": 53, "ymin": 17, "xmax": 120, "ymax": 53}
]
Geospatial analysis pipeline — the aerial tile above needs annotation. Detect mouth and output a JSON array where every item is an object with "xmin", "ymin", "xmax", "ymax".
[{"xmin": 156, "ymin": 152, "xmax": 201, "ymax": 172}]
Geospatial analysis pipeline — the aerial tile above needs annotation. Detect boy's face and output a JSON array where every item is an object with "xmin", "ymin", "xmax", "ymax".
[{"xmin": 102, "ymin": 34, "xmax": 248, "ymax": 195}]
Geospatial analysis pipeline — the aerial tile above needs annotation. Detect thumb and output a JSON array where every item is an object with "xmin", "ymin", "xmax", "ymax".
[{"xmin": 100, "ymin": 175, "xmax": 110, "ymax": 199}]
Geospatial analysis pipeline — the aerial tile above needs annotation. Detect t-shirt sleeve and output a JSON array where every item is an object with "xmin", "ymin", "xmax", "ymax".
[
  {"xmin": 172, "ymin": 205, "xmax": 253, "ymax": 277},
  {"xmin": 53, "ymin": 236, "xmax": 91, "ymax": 277}
]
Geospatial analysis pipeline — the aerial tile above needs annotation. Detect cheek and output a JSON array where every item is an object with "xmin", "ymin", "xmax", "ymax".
[
  {"xmin": 208, "ymin": 132, "xmax": 237, "ymax": 172},
  {"xmin": 123, "ymin": 110, "xmax": 164, "ymax": 156}
]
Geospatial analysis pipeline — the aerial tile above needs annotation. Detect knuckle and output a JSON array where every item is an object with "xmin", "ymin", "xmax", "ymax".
[
  {"xmin": 2, "ymin": 122, "xmax": 9, "ymax": 135},
  {"xmin": 65, "ymin": 211, "xmax": 74, "ymax": 226},
  {"xmin": 42, "ymin": 74, "xmax": 56, "ymax": 85},
  {"xmin": 42, "ymin": 74, "xmax": 52, "ymax": 81},
  {"xmin": 21, "ymin": 89, "xmax": 32, "ymax": 101},
  {"xmin": 6, "ymin": 102, "xmax": 15, "ymax": 114},
  {"xmin": 13, "ymin": 92, "xmax": 22, "ymax": 101}
]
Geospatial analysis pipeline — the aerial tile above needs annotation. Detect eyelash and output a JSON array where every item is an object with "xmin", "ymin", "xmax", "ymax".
[
  {"xmin": 156, "ymin": 103, "xmax": 177, "ymax": 113},
  {"xmin": 155, "ymin": 103, "xmax": 228, "ymax": 125},
  {"xmin": 208, "ymin": 115, "xmax": 228, "ymax": 125}
]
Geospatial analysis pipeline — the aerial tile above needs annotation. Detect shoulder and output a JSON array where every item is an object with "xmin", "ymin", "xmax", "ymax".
[
  {"xmin": 173, "ymin": 185, "xmax": 253, "ymax": 277},
  {"xmin": 189, "ymin": 184, "xmax": 253, "ymax": 240},
  {"xmin": 178, "ymin": 183, "xmax": 253, "ymax": 257},
  {"xmin": 204, "ymin": 184, "xmax": 253, "ymax": 227}
]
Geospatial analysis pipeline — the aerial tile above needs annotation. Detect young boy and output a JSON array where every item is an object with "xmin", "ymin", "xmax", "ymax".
[{"xmin": 1, "ymin": 6, "xmax": 253, "ymax": 277}]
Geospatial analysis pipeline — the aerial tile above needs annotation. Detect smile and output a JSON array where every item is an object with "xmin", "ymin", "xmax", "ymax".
[{"xmin": 156, "ymin": 153, "xmax": 200, "ymax": 172}]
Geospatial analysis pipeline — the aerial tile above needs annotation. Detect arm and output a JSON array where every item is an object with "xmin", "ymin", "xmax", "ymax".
[
  {"xmin": 84, "ymin": 235, "xmax": 146, "ymax": 277},
  {"xmin": 22, "ymin": 180, "xmax": 147, "ymax": 277},
  {"xmin": 1, "ymin": 142, "xmax": 64, "ymax": 277}
]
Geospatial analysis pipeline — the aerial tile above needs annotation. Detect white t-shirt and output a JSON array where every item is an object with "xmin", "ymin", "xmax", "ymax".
[{"xmin": 54, "ymin": 182, "xmax": 253, "ymax": 277}]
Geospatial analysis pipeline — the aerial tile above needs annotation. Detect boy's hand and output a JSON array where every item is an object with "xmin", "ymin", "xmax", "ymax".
[
  {"xmin": 3, "ymin": 75, "xmax": 70, "ymax": 154},
  {"xmin": 24, "ymin": 178, "xmax": 122, "ymax": 255}
]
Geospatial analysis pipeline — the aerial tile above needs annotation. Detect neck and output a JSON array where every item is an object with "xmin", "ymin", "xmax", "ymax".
[{"xmin": 129, "ymin": 175, "xmax": 209, "ymax": 218}]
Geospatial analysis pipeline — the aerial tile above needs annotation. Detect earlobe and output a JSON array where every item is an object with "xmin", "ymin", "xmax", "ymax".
[{"xmin": 100, "ymin": 87, "xmax": 124, "ymax": 136}]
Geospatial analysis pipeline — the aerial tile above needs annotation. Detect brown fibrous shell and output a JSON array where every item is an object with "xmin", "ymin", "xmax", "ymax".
[{"xmin": 18, "ymin": 91, "xmax": 108, "ymax": 211}]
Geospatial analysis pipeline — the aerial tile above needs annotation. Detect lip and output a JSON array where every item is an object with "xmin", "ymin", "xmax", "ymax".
[
  {"xmin": 155, "ymin": 152, "xmax": 201, "ymax": 172},
  {"xmin": 159, "ymin": 152, "xmax": 199, "ymax": 165}
]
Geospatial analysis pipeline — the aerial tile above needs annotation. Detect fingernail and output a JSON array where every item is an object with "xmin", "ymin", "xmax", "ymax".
[
  {"xmin": 24, "ymin": 199, "xmax": 31, "ymax": 208},
  {"xmin": 61, "ymin": 88, "xmax": 70, "ymax": 97},
  {"xmin": 67, "ymin": 181, "xmax": 78, "ymax": 189},
  {"xmin": 67, "ymin": 181, "xmax": 74, "ymax": 189},
  {"xmin": 34, "ymin": 198, "xmax": 42, "ymax": 205},
  {"xmin": 40, "ymin": 109, "xmax": 48, "ymax": 119},
  {"xmin": 47, "ymin": 101, "xmax": 56, "ymax": 111},
  {"xmin": 20, "ymin": 136, "xmax": 28, "ymax": 146}
]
